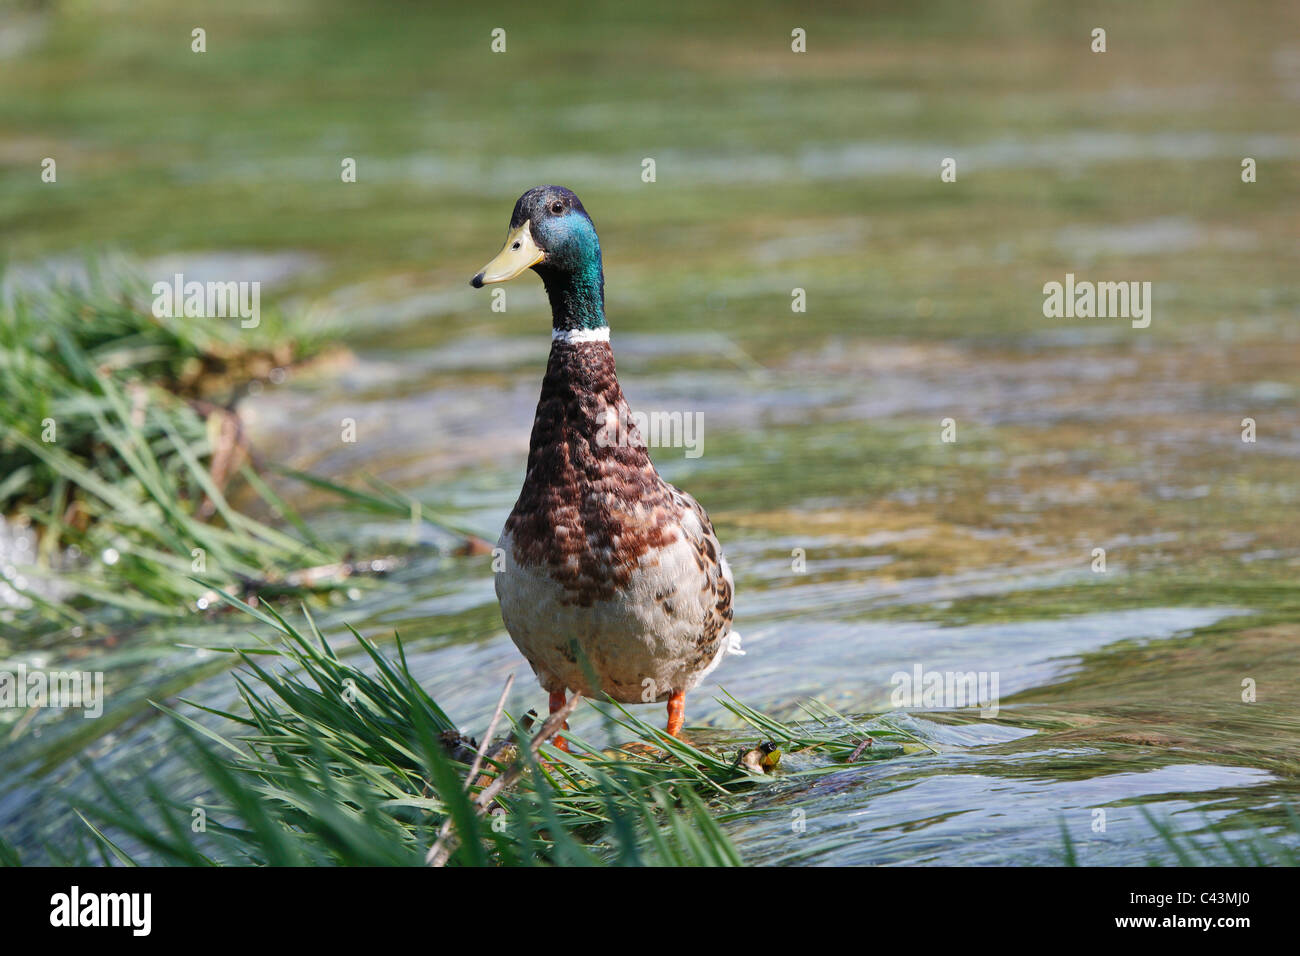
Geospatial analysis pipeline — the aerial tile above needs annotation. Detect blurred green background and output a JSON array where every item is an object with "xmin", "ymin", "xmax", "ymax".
[{"xmin": 5, "ymin": 0, "xmax": 1296, "ymax": 346}]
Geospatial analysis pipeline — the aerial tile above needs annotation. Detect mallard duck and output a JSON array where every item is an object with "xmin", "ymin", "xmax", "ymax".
[{"xmin": 470, "ymin": 185, "xmax": 738, "ymax": 748}]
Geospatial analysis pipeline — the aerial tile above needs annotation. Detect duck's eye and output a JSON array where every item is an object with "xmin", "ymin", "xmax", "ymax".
[{"xmin": 549, "ymin": 200, "xmax": 565, "ymax": 215}]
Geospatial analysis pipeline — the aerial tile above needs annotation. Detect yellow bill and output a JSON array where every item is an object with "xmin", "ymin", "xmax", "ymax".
[{"xmin": 470, "ymin": 221, "xmax": 545, "ymax": 287}]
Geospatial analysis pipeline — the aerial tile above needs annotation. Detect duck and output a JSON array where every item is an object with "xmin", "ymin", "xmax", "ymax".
[{"xmin": 470, "ymin": 185, "xmax": 738, "ymax": 749}]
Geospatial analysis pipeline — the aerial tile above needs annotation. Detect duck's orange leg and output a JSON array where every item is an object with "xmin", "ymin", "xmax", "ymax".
[
  {"xmin": 666, "ymin": 690, "xmax": 686, "ymax": 738},
  {"xmin": 549, "ymin": 690, "xmax": 571, "ymax": 753}
]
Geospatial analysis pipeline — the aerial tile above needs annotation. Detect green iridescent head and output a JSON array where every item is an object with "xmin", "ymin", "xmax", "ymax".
[{"xmin": 471, "ymin": 185, "xmax": 606, "ymax": 330}]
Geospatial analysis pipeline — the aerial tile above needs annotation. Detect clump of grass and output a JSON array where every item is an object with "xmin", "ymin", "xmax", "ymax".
[
  {"xmin": 0, "ymin": 266, "xmax": 343, "ymax": 627},
  {"xmin": 61, "ymin": 593, "xmax": 913, "ymax": 866},
  {"xmin": 0, "ymin": 267, "xmax": 493, "ymax": 633},
  {"xmin": 1, "ymin": 262, "xmax": 318, "ymax": 497}
]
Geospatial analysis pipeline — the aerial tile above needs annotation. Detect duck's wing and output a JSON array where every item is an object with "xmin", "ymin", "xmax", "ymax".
[{"xmin": 665, "ymin": 484, "xmax": 735, "ymax": 649}]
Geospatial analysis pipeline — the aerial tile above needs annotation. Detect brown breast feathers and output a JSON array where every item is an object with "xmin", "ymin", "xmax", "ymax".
[{"xmin": 504, "ymin": 341, "xmax": 678, "ymax": 605}]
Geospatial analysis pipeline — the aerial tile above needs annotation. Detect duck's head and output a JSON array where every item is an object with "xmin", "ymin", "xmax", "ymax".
[{"xmin": 471, "ymin": 186, "xmax": 606, "ymax": 330}]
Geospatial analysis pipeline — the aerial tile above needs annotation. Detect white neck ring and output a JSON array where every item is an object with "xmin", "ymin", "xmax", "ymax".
[{"xmin": 551, "ymin": 327, "xmax": 610, "ymax": 345}]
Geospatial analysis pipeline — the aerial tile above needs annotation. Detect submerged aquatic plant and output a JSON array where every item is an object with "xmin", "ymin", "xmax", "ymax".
[{"xmin": 1060, "ymin": 807, "xmax": 1300, "ymax": 866}]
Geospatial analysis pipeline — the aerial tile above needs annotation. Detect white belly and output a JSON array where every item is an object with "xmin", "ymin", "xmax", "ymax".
[{"xmin": 495, "ymin": 527, "xmax": 732, "ymax": 703}]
